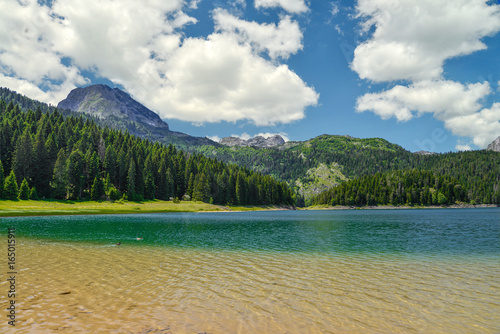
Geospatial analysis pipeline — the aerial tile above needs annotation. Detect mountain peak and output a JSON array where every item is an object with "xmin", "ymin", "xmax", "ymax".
[
  {"xmin": 58, "ymin": 84, "xmax": 168, "ymax": 130},
  {"xmin": 220, "ymin": 135, "xmax": 285, "ymax": 148},
  {"xmin": 486, "ymin": 136, "xmax": 500, "ymax": 152}
]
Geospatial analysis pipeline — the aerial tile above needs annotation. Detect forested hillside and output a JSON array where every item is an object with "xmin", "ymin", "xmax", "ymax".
[
  {"xmin": 310, "ymin": 169, "xmax": 498, "ymax": 206},
  {"xmin": 0, "ymin": 98, "xmax": 295, "ymax": 205},
  {"xmin": 197, "ymin": 135, "xmax": 500, "ymax": 205},
  {"xmin": 1, "ymin": 86, "xmax": 498, "ymax": 207}
]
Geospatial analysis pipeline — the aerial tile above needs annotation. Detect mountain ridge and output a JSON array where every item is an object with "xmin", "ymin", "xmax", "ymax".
[{"xmin": 57, "ymin": 85, "xmax": 216, "ymax": 149}]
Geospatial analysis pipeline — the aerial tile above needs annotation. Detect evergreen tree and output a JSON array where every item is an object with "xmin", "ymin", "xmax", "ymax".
[
  {"xmin": 52, "ymin": 148, "xmax": 68, "ymax": 199},
  {"xmin": 18, "ymin": 179, "xmax": 30, "ymax": 200},
  {"xmin": 90, "ymin": 177, "xmax": 105, "ymax": 201},
  {"xmin": 4, "ymin": 170, "xmax": 19, "ymax": 200},
  {"xmin": 127, "ymin": 159, "xmax": 136, "ymax": 200},
  {"xmin": 12, "ymin": 127, "xmax": 33, "ymax": 183},
  {"xmin": 29, "ymin": 187, "xmax": 39, "ymax": 200},
  {"xmin": 67, "ymin": 150, "xmax": 85, "ymax": 199},
  {"xmin": 0, "ymin": 160, "xmax": 4, "ymax": 199}
]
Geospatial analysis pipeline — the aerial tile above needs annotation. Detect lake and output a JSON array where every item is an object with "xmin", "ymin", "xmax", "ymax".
[{"xmin": 1, "ymin": 208, "xmax": 499, "ymax": 333}]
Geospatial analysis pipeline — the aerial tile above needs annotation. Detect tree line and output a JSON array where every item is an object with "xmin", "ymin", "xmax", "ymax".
[
  {"xmin": 0, "ymin": 98, "xmax": 295, "ymax": 205},
  {"xmin": 311, "ymin": 169, "xmax": 500, "ymax": 207}
]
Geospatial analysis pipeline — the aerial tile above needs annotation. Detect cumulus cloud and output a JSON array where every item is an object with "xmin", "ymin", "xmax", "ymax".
[
  {"xmin": 254, "ymin": 0, "xmax": 308, "ymax": 14},
  {"xmin": 356, "ymin": 81, "xmax": 491, "ymax": 122},
  {"xmin": 357, "ymin": 80, "xmax": 500, "ymax": 148},
  {"xmin": 213, "ymin": 9, "xmax": 303, "ymax": 59},
  {"xmin": 0, "ymin": 0, "xmax": 318, "ymax": 126},
  {"xmin": 352, "ymin": 0, "xmax": 500, "ymax": 149},
  {"xmin": 0, "ymin": 0, "xmax": 87, "ymax": 103},
  {"xmin": 140, "ymin": 33, "xmax": 317, "ymax": 125},
  {"xmin": 352, "ymin": 0, "xmax": 500, "ymax": 82}
]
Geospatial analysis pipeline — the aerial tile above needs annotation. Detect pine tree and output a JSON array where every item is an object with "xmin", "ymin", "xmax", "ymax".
[
  {"xmin": 52, "ymin": 148, "xmax": 68, "ymax": 199},
  {"xmin": 12, "ymin": 127, "xmax": 33, "ymax": 183},
  {"xmin": 29, "ymin": 187, "xmax": 39, "ymax": 200},
  {"xmin": 0, "ymin": 160, "xmax": 4, "ymax": 199},
  {"xmin": 127, "ymin": 159, "xmax": 136, "ymax": 200},
  {"xmin": 67, "ymin": 150, "xmax": 84, "ymax": 199},
  {"xmin": 90, "ymin": 177, "xmax": 105, "ymax": 201},
  {"xmin": 4, "ymin": 170, "xmax": 19, "ymax": 200},
  {"xmin": 18, "ymin": 179, "xmax": 30, "ymax": 200}
]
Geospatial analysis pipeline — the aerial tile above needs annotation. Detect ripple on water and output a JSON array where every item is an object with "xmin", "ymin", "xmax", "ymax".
[{"xmin": 1, "ymin": 239, "xmax": 499, "ymax": 334}]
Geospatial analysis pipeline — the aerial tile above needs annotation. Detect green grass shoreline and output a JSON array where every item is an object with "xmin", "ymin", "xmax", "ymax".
[{"xmin": 0, "ymin": 200, "xmax": 292, "ymax": 217}]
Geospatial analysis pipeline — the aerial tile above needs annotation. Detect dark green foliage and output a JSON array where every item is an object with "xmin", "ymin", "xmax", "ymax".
[
  {"xmin": 51, "ymin": 148, "xmax": 68, "ymax": 199},
  {"xmin": 0, "ymin": 94, "xmax": 295, "ymax": 205},
  {"xmin": 29, "ymin": 187, "xmax": 39, "ymax": 200},
  {"xmin": 195, "ymin": 135, "xmax": 500, "ymax": 205},
  {"xmin": 311, "ymin": 170, "xmax": 469, "ymax": 207},
  {"xmin": 91, "ymin": 177, "xmax": 105, "ymax": 201},
  {"xmin": 0, "ymin": 160, "xmax": 4, "ymax": 198},
  {"xmin": 18, "ymin": 178, "xmax": 30, "ymax": 200},
  {"xmin": 67, "ymin": 151, "xmax": 85, "ymax": 199},
  {"xmin": 4, "ymin": 170, "xmax": 18, "ymax": 200}
]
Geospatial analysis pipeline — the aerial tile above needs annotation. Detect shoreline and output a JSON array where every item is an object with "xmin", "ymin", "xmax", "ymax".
[
  {"xmin": 0, "ymin": 200, "xmax": 497, "ymax": 217},
  {"xmin": 303, "ymin": 204, "xmax": 500, "ymax": 210},
  {"xmin": 0, "ymin": 199, "xmax": 296, "ymax": 218}
]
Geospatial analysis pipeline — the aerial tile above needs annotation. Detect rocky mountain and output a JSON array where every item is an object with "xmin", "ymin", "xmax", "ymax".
[
  {"xmin": 486, "ymin": 136, "xmax": 500, "ymax": 152},
  {"xmin": 57, "ymin": 85, "xmax": 216, "ymax": 148},
  {"xmin": 220, "ymin": 135, "xmax": 285, "ymax": 148}
]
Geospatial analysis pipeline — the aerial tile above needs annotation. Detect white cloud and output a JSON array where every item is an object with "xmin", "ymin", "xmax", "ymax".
[
  {"xmin": 455, "ymin": 144, "xmax": 472, "ymax": 151},
  {"xmin": 207, "ymin": 135, "xmax": 221, "ymax": 142},
  {"xmin": 356, "ymin": 81, "xmax": 491, "ymax": 122},
  {"xmin": 330, "ymin": 2, "xmax": 339, "ymax": 17},
  {"xmin": 444, "ymin": 103, "xmax": 500, "ymax": 148},
  {"xmin": 0, "ymin": 0, "xmax": 318, "ymax": 126},
  {"xmin": 352, "ymin": 0, "xmax": 500, "ymax": 82},
  {"xmin": 254, "ymin": 0, "xmax": 308, "ymax": 14},
  {"xmin": 352, "ymin": 0, "xmax": 500, "ymax": 149},
  {"xmin": 0, "ymin": 0, "xmax": 87, "ymax": 103},
  {"xmin": 213, "ymin": 9, "xmax": 303, "ymax": 59},
  {"xmin": 356, "ymin": 80, "xmax": 500, "ymax": 148},
  {"xmin": 139, "ymin": 33, "xmax": 318, "ymax": 125}
]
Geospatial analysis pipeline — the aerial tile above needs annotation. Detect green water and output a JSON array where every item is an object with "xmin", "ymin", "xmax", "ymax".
[
  {"xmin": 1, "ymin": 208, "xmax": 499, "ymax": 255},
  {"xmin": 1, "ymin": 208, "xmax": 499, "ymax": 333}
]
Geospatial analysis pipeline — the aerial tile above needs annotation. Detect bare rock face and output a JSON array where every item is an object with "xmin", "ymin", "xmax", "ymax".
[
  {"xmin": 415, "ymin": 150, "xmax": 437, "ymax": 155},
  {"xmin": 220, "ymin": 135, "xmax": 285, "ymax": 148},
  {"xmin": 58, "ymin": 84, "xmax": 168, "ymax": 129},
  {"xmin": 486, "ymin": 136, "xmax": 500, "ymax": 152}
]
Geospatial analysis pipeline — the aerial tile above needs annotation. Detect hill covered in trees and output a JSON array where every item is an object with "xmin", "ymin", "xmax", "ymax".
[
  {"xmin": 0, "ymin": 95, "xmax": 295, "ymax": 206},
  {"xmin": 2, "ymin": 86, "xmax": 499, "ymax": 208}
]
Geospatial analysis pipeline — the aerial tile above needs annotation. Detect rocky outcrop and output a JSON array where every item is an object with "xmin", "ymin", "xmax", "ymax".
[
  {"xmin": 486, "ymin": 136, "xmax": 500, "ymax": 152},
  {"xmin": 415, "ymin": 150, "xmax": 437, "ymax": 155},
  {"xmin": 220, "ymin": 135, "xmax": 285, "ymax": 148},
  {"xmin": 57, "ymin": 85, "xmax": 217, "ymax": 148},
  {"xmin": 58, "ymin": 84, "xmax": 168, "ymax": 129}
]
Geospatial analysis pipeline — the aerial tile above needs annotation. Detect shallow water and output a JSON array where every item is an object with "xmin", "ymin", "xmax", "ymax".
[{"xmin": 1, "ymin": 209, "xmax": 499, "ymax": 333}]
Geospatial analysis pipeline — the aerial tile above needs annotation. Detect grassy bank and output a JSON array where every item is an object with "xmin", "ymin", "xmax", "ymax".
[
  {"xmin": 0, "ymin": 200, "xmax": 283, "ymax": 217},
  {"xmin": 304, "ymin": 204, "xmax": 499, "ymax": 210}
]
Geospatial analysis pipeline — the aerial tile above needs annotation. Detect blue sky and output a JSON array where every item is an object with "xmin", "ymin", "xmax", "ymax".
[{"xmin": 1, "ymin": 0, "xmax": 500, "ymax": 152}]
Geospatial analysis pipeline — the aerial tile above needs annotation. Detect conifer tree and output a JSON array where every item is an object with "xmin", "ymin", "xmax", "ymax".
[
  {"xmin": 4, "ymin": 170, "xmax": 18, "ymax": 200},
  {"xmin": 52, "ymin": 148, "xmax": 68, "ymax": 199},
  {"xmin": 18, "ymin": 179, "xmax": 30, "ymax": 200},
  {"xmin": 0, "ymin": 160, "xmax": 4, "ymax": 199},
  {"xmin": 91, "ymin": 177, "xmax": 105, "ymax": 201}
]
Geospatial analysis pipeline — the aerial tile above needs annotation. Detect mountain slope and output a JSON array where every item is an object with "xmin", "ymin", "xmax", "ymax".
[
  {"xmin": 487, "ymin": 136, "xmax": 500, "ymax": 152},
  {"xmin": 57, "ymin": 85, "xmax": 216, "ymax": 149}
]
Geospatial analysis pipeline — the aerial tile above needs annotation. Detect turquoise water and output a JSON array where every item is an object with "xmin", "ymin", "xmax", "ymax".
[
  {"xmin": 1, "ymin": 208, "xmax": 499, "ymax": 255},
  {"xmin": 1, "ymin": 208, "xmax": 499, "ymax": 333}
]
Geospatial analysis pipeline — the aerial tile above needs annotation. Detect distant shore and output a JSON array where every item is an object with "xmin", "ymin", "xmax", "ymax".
[
  {"xmin": 1, "ymin": 200, "xmax": 497, "ymax": 217},
  {"xmin": 0, "ymin": 200, "xmax": 295, "ymax": 217},
  {"xmin": 304, "ymin": 204, "xmax": 500, "ymax": 210}
]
